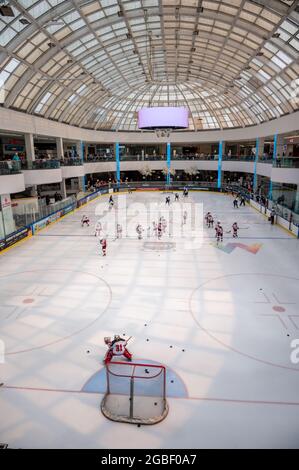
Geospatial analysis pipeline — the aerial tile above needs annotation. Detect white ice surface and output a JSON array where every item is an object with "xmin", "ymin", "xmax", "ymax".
[{"xmin": 0, "ymin": 191, "xmax": 299, "ymax": 449}]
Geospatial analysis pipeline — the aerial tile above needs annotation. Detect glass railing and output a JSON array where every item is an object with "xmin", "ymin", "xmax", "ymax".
[
  {"xmin": 172, "ymin": 154, "xmax": 255, "ymax": 161},
  {"xmin": 0, "ymin": 160, "xmax": 22, "ymax": 174},
  {"xmin": 272, "ymin": 158, "xmax": 299, "ymax": 168},
  {"xmin": 222, "ymin": 155, "xmax": 255, "ymax": 161},
  {"xmin": 60, "ymin": 158, "xmax": 83, "ymax": 166},
  {"xmin": 12, "ymin": 195, "xmax": 76, "ymax": 229},
  {"xmin": 85, "ymin": 155, "xmax": 115, "ymax": 162},
  {"xmin": 22, "ymin": 159, "xmax": 61, "ymax": 170},
  {"xmin": 120, "ymin": 155, "xmax": 166, "ymax": 161},
  {"xmin": 258, "ymin": 157, "xmax": 274, "ymax": 163}
]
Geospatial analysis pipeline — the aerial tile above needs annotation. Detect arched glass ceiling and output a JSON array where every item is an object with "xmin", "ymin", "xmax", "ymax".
[{"xmin": 0, "ymin": 0, "xmax": 299, "ymax": 131}]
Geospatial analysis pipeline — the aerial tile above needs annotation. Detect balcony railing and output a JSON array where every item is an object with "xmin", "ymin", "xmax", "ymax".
[
  {"xmin": 0, "ymin": 160, "xmax": 22, "ymax": 175},
  {"xmin": 60, "ymin": 158, "xmax": 83, "ymax": 166},
  {"xmin": 120, "ymin": 155, "xmax": 167, "ymax": 161},
  {"xmin": 22, "ymin": 159, "xmax": 61, "ymax": 170},
  {"xmin": 85, "ymin": 155, "xmax": 114, "ymax": 162},
  {"xmin": 273, "ymin": 158, "xmax": 299, "ymax": 168}
]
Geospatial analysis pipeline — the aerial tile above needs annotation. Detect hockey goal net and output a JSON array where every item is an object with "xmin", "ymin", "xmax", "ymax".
[{"xmin": 101, "ymin": 361, "xmax": 169, "ymax": 424}]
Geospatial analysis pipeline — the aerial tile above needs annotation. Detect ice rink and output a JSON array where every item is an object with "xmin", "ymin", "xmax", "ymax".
[{"xmin": 0, "ymin": 190, "xmax": 299, "ymax": 449}]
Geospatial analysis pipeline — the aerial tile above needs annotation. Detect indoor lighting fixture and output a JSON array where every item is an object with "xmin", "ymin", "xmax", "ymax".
[{"xmin": 0, "ymin": 2, "xmax": 14, "ymax": 17}]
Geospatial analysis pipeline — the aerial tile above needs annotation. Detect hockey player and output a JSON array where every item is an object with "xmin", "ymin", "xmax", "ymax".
[
  {"xmin": 94, "ymin": 220, "xmax": 102, "ymax": 237},
  {"xmin": 152, "ymin": 221, "xmax": 158, "ymax": 238},
  {"xmin": 161, "ymin": 217, "xmax": 167, "ymax": 234},
  {"xmin": 240, "ymin": 196, "xmax": 246, "ymax": 207},
  {"xmin": 116, "ymin": 223, "xmax": 122, "ymax": 239},
  {"xmin": 165, "ymin": 195, "xmax": 171, "ymax": 206},
  {"xmin": 81, "ymin": 215, "xmax": 90, "ymax": 227},
  {"xmin": 157, "ymin": 221, "xmax": 163, "ymax": 239},
  {"xmin": 207, "ymin": 213, "xmax": 214, "ymax": 228},
  {"xmin": 215, "ymin": 221, "xmax": 221, "ymax": 238},
  {"xmin": 182, "ymin": 209, "xmax": 188, "ymax": 225},
  {"xmin": 215, "ymin": 224, "xmax": 223, "ymax": 244},
  {"xmin": 232, "ymin": 222, "xmax": 239, "ymax": 238},
  {"xmin": 104, "ymin": 335, "xmax": 132, "ymax": 364},
  {"xmin": 174, "ymin": 193, "xmax": 179, "ymax": 202},
  {"xmin": 100, "ymin": 238, "xmax": 107, "ymax": 256},
  {"xmin": 109, "ymin": 195, "xmax": 114, "ymax": 209},
  {"xmin": 136, "ymin": 224, "xmax": 143, "ymax": 240},
  {"xmin": 233, "ymin": 198, "xmax": 239, "ymax": 209},
  {"xmin": 205, "ymin": 212, "xmax": 210, "ymax": 226}
]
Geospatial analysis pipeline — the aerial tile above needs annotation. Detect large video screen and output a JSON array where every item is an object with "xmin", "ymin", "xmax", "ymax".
[{"xmin": 138, "ymin": 107, "xmax": 189, "ymax": 130}]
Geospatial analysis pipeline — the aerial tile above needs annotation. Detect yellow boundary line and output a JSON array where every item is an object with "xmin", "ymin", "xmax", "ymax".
[{"xmin": 0, "ymin": 231, "xmax": 33, "ymax": 255}]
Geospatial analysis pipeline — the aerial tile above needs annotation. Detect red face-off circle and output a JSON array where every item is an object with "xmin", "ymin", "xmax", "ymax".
[{"xmin": 272, "ymin": 306, "xmax": 286, "ymax": 313}]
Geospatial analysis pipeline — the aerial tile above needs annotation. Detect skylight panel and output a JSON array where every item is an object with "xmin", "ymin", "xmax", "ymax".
[{"xmin": 28, "ymin": 1, "xmax": 51, "ymax": 19}]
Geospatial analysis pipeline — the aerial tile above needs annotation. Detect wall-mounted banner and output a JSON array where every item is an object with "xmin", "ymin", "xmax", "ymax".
[
  {"xmin": 32, "ymin": 204, "xmax": 74, "ymax": 234},
  {"xmin": 0, "ymin": 226, "xmax": 31, "ymax": 252}
]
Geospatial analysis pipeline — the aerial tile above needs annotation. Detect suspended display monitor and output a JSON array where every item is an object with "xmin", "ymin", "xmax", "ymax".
[{"xmin": 138, "ymin": 107, "xmax": 189, "ymax": 137}]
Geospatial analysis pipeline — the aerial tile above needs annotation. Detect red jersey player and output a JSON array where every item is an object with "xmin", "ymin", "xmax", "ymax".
[
  {"xmin": 215, "ymin": 224, "xmax": 223, "ymax": 243},
  {"xmin": 103, "ymin": 335, "xmax": 132, "ymax": 364},
  {"xmin": 232, "ymin": 222, "xmax": 239, "ymax": 238},
  {"xmin": 100, "ymin": 238, "xmax": 107, "ymax": 256}
]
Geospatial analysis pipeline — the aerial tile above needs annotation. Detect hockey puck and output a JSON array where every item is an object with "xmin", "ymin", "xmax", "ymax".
[
  {"xmin": 144, "ymin": 324, "xmax": 147, "ymax": 327},
  {"xmin": 287, "ymin": 334, "xmax": 290, "ymax": 337},
  {"xmin": 146, "ymin": 339, "xmax": 149, "ymax": 341},
  {"xmin": 170, "ymin": 345, "xmax": 173, "ymax": 348},
  {"xmin": 171, "ymin": 380, "xmax": 174, "ymax": 384},
  {"xmin": 182, "ymin": 349, "xmax": 185, "ymax": 352},
  {"xmin": 86, "ymin": 350, "xmax": 90, "ymax": 354},
  {"xmin": 154, "ymin": 402, "xmax": 157, "ymax": 406},
  {"xmin": 137, "ymin": 424, "xmax": 141, "ymax": 428},
  {"xmin": 145, "ymin": 369, "xmax": 149, "ymax": 374}
]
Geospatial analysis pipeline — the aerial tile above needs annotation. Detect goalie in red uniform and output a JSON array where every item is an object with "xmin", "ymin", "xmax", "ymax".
[{"xmin": 104, "ymin": 335, "xmax": 132, "ymax": 364}]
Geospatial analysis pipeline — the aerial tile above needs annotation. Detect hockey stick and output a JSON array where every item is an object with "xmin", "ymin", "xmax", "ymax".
[{"xmin": 125, "ymin": 336, "xmax": 133, "ymax": 346}]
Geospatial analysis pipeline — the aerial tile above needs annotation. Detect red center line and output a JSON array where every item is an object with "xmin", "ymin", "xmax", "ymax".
[{"xmin": 2, "ymin": 384, "xmax": 299, "ymax": 407}]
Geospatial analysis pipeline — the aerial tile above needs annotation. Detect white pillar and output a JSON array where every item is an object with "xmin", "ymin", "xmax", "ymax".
[
  {"xmin": 276, "ymin": 134, "xmax": 285, "ymax": 158},
  {"xmin": 75, "ymin": 141, "xmax": 82, "ymax": 160},
  {"xmin": 24, "ymin": 133, "xmax": 37, "ymax": 195},
  {"xmin": 257, "ymin": 137, "xmax": 265, "ymax": 158},
  {"xmin": 75, "ymin": 140, "xmax": 85, "ymax": 192},
  {"xmin": 24, "ymin": 133, "xmax": 35, "ymax": 162},
  {"xmin": 60, "ymin": 179, "xmax": 67, "ymax": 200},
  {"xmin": 56, "ymin": 137, "xmax": 64, "ymax": 160}
]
